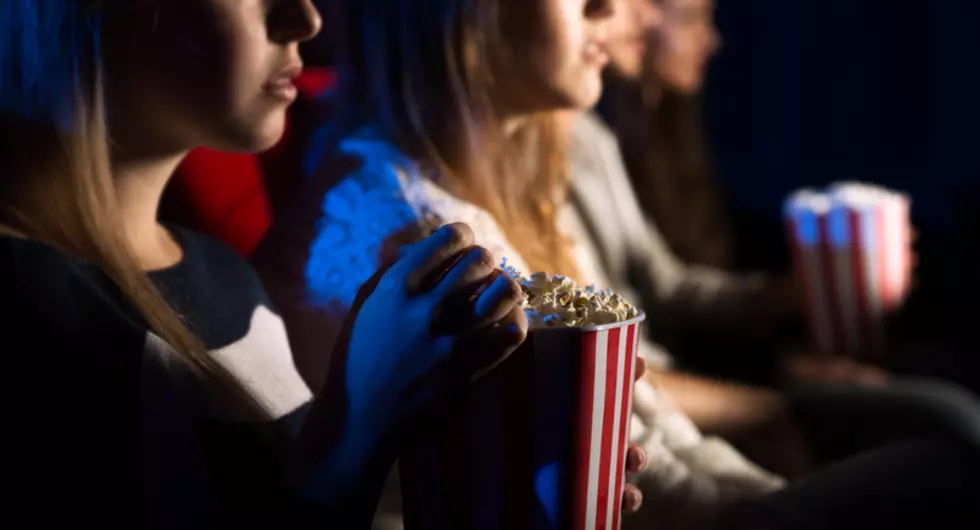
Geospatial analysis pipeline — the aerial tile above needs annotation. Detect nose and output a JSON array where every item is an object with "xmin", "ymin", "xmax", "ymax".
[
  {"xmin": 586, "ymin": 0, "xmax": 616, "ymax": 19},
  {"xmin": 268, "ymin": 0, "xmax": 323, "ymax": 44}
]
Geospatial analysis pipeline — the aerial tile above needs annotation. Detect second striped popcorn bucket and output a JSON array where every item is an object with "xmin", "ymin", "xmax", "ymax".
[
  {"xmin": 400, "ymin": 314, "xmax": 645, "ymax": 530},
  {"xmin": 785, "ymin": 183, "xmax": 912, "ymax": 357}
]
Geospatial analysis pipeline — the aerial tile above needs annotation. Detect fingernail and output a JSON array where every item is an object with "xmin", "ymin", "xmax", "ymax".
[
  {"xmin": 475, "ymin": 274, "xmax": 509, "ymax": 317},
  {"xmin": 623, "ymin": 488, "xmax": 642, "ymax": 513},
  {"xmin": 635, "ymin": 447, "xmax": 647, "ymax": 471},
  {"xmin": 626, "ymin": 446, "xmax": 645, "ymax": 472},
  {"xmin": 433, "ymin": 224, "xmax": 453, "ymax": 241}
]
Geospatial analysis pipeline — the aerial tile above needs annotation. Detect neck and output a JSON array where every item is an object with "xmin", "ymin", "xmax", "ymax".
[{"xmin": 112, "ymin": 149, "xmax": 188, "ymax": 271}]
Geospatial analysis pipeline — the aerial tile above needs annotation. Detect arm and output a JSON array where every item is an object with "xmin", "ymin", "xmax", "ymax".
[
  {"xmin": 642, "ymin": 368, "xmax": 788, "ymax": 437},
  {"xmin": 569, "ymin": 113, "xmax": 792, "ymax": 343},
  {"xmin": 627, "ymin": 217, "xmax": 791, "ymax": 340}
]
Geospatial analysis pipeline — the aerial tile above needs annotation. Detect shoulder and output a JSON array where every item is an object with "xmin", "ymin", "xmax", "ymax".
[
  {"xmin": 154, "ymin": 228, "xmax": 292, "ymax": 356},
  {"xmin": 569, "ymin": 111, "xmax": 620, "ymax": 177},
  {"xmin": 301, "ymin": 136, "xmax": 450, "ymax": 307},
  {"xmin": 571, "ymin": 111, "xmax": 618, "ymax": 153},
  {"xmin": 171, "ymin": 226, "xmax": 251, "ymax": 269},
  {"xmin": 162, "ymin": 227, "xmax": 268, "ymax": 306},
  {"xmin": 0, "ymin": 237, "xmax": 147, "ymax": 352}
]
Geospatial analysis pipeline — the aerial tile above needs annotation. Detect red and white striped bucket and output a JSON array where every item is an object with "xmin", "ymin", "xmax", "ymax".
[
  {"xmin": 400, "ymin": 314, "xmax": 645, "ymax": 530},
  {"xmin": 785, "ymin": 185, "xmax": 911, "ymax": 357}
]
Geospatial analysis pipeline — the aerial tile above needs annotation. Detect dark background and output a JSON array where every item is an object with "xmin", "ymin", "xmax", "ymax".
[{"xmin": 705, "ymin": 0, "xmax": 979, "ymax": 385}]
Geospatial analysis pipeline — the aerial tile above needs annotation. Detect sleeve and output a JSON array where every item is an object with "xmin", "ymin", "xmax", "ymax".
[
  {"xmin": 254, "ymin": 152, "xmax": 434, "ymax": 391},
  {"xmin": 569, "ymin": 113, "xmax": 774, "ymax": 344},
  {"xmin": 627, "ymin": 379, "xmax": 784, "ymax": 530},
  {"xmin": 626, "ymin": 216, "xmax": 772, "ymax": 340},
  {"xmin": 597, "ymin": 119, "xmax": 774, "ymax": 339}
]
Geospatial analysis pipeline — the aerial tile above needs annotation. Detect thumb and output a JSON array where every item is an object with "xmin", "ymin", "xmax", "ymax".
[{"xmin": 328, "ymin": 259, "xmax": 398, "ymax": 376}]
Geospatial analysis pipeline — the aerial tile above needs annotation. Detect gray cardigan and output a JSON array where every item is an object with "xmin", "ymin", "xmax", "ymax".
[{"xmin": 568, "ymin": 112, "xmax": 770, "ymax": 357}]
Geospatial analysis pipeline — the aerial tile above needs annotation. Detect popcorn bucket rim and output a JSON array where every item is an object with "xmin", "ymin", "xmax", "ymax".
[{"xmin": 527, "ymin": 311, "xmax": 646, "ymax": 335}]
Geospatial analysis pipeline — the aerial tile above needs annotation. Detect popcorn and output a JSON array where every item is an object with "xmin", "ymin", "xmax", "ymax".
[{"xmin": 501, "ymin": 258, "xmax": 639, "ymax": 328}]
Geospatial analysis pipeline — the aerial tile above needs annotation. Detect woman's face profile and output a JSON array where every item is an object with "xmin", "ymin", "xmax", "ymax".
[
  {"xmin": 652, "ymin": 0, "xmax": 720, "ymax": 94},
  {"xmin": 497, "ymin": 0, "xmax": 616, "ymax": 114},
  {"xmin": 104, "ymin": 0, "xmax": 321, "ymax": 153}
]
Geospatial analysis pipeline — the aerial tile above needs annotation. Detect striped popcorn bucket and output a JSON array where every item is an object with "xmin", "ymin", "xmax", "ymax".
[
  {"xmin": 400, "ymin": 314, "xmax": 645, "ymax": 530},
  {"xmin": 785, "ymin": 183, "xmax": 912, "ymax": 357}
]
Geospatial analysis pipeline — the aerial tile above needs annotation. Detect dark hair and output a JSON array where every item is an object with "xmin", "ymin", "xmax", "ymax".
[{"xmin": 598, "ymin": 68, "xmax": 735, "ymax": 269}]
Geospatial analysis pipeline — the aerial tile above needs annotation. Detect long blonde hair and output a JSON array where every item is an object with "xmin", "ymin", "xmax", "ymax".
[
  {"xmin": 0, "ymin": 1, "xmax": 259, "ymax": 414},
  {"xmin": 333, "ymin": 0, "xmax": 580, "ymax": 278}
]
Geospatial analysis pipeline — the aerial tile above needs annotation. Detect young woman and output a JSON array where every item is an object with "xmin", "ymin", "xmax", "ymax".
[
  {"xmin": 0, "ymin": 1, "xmax": 569, "ymax": 527},
  {"xmin": 256, "ymin": 0, "xmax": 980, "ymax": 528}
]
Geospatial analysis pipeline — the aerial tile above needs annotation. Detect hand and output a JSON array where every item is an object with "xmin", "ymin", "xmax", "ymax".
[
  {"xmin": 781, "ymin": 352, "xmax": 889, "ymax": 387},
  {"xmin": 341, "ymin": 222, "xmax": 528, "ymax": 428},
  {"xmin": 623, "ymin": 356, "xmax": 649, "ymax": 515},
  {"xmin": 289, "ymin": 223, "xmax": 527, "ymax": 515}
]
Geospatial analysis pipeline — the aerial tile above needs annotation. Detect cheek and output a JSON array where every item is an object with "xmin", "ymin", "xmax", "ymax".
[{"xmin": 128, "ymin": 12, "xmax": 234, "ymax": 97}]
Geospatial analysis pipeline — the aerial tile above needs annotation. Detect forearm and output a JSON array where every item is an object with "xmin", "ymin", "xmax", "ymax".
[
  {"xmin": 286, "ymin": 398, "xmax": 398, "ymax": 529},
  {"xmin": 644, "ymin": 368, "xmax": 788, "ymax": 437}
]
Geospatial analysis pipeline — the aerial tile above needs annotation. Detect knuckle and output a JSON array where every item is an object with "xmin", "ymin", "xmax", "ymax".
[
  {"xmin": 469, "ymin": 246, "xmax": 496, "ymax": 272},
  {"xmin": 506, "ymin": 317, "xmax": 528, "ymax": 345},
  {"xmin": 442, "ymin": 222, "xmax": 474, "ymax": 249},
  {"xmin": 504, "ymin": 277, "xmax": 524, "ymax": 301}
]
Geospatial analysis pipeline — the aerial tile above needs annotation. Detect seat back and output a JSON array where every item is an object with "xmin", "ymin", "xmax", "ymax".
[{"xmin": 164, "ymin": 68, "xmax": 336, "ymax": 256}]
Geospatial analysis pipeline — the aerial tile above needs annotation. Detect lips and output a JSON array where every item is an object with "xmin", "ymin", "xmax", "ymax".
[
  {"xmin": 263, "ymin": 63, "xmax": 303, "ymax": 101},
  {"xmin": 584, "ymin": 41, "xmax": 610, "ymax": 65},
  {"xmin": 584, "ymin": 28, "xmax": 610, "ymax": 65}
]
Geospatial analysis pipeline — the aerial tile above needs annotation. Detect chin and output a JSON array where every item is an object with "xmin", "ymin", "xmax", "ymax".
[
  {"xmin": 570, "ymin": 74, "xmax": 604, "ymax": 110},
  {"xmin": 613, "ymin": 62, "xmax": 644, "ymax": 82},
  {"xmin": 543, "ymin": 71, "xmax": 603, "ymax": 112},
  {"xmin": 215, "ymin": 116, "xmax": 287, "ymax": 154}
]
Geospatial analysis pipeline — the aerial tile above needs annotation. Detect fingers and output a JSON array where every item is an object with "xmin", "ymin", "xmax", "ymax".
[
  {"xmin": 622, "ymin": 443, "xmax": 646, "ymax": 515},
  {"xmin": 379, "ymin": 215, "xmax": 446, "ymax": 265},
  {"xmin": 431, "ymin": 267, "xmax": 524, "ymax": 336},
  {"xmin": 451, "ymin": 304, "xmax": 528, "ymax": 381},
  {"xmin": 625, "ymin": 444, "xmax": 647, "ymax": 473},
  {"xmin": 388, "ymin": 223, "xmax": 475, "ymax": 292},
  {"xmin": 430, "ymin": 245, "xmax": 497, "ymax": 299},
  {"xmin": 622, "ymin": 484, "xmax": 643, "ymax": 514},
  {"xmin": 472, "ymin": 272, "xmax": 524, "ymax": 324},
  {"xmin": 633, "ymin": 356, "xmax": 647, "ymax": 383},
  {"xmin": 337, "ymin": 258, "xmax": 398, "ymax": 347}
]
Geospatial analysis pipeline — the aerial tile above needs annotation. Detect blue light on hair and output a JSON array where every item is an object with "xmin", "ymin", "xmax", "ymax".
[{"xmin": 0, "ymin": 0, "xmax": 101, "ymax": 129}]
